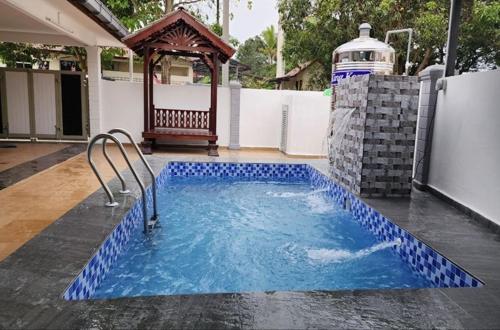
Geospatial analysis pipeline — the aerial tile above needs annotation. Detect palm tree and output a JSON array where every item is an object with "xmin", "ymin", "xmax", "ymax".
[{"xmin": 260, "ymin": 25, "xmax": 277, "ymax": 65}]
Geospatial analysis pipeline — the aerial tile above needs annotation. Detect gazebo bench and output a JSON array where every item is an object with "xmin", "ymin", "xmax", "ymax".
[{"xmin": 141, "ymin": 107, "xmax": 218, "ymax": 156}]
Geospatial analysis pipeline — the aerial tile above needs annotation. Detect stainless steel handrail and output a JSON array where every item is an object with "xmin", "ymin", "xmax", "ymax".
[
  {"xmin": 102, "ymin": 137, "xmax": 130, "ymax": 195},
  {"xmin": 87, "ymin": 134, "xmax": 120, "ymax": 208},
  {"xmin": 87, "ymin": 133, "xmax": 153, "ymax": 233},
  {"xmin": 104, "ymin": 128, "xmax": 158, "ymax": 221}
]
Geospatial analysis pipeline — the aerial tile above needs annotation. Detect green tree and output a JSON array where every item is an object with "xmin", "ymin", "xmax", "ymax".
[
  {"xmin": 236, "ymin": 33, "xmax": 276, "ymax": 89},
  {"xmin": 278, "ymin": 0, "xmax": 499, "ymax": 87},
  {"xmin": 260, "ymin": 25, "xmax": 277, "ymax": 64},
  {"xmin": 0, "ymin": 43, "xmax": 53, "ymax": 68},
  {"xmin": 102, "ymin": 0, "xmax": 249, "ymax": 83},
  {"xmin": 0, "ymin": 0, "xmax": 249, "ymax": 76},
  {"xmin": 457, "ymin": 1, "xmax": 500, "ymax": 72}
]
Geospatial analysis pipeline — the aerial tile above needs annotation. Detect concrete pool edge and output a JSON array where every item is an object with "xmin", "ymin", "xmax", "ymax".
[{"xmin": 1, "ymin": 156, "xmax": 499, "ymax": 328}]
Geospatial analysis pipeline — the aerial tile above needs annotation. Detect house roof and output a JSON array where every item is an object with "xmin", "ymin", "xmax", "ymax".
[
  {"xmin": 122, "ymin": 8, "xmax": 235, "ymax": 63},
  {"xmin": 273, "ymin": 61, "xmax": 316, "ymax": 82},
  {"xmin": 0, "ymin": 0, "xmax": 126, "ymax": 47},
  {"xmin": 68, "ymin": 0, "xmax": 129, "ymax": 41},
  {"xmin": 192, "ymin": 58, "xmax": 251, "ymax": 75}
]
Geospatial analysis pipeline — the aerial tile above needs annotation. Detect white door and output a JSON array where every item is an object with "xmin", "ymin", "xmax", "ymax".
[
  {"xmin": 5, "ymin": 71, "xmax": 30, "ymax": 136},
  {"xmin": 33, "ymin": 72, "xmax": 57, "ymax": 137}
]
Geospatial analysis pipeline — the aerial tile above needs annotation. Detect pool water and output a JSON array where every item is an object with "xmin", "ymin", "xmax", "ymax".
[{"xmin": 93, "ymin": 177, "xmax": 430, "ymax": 298}]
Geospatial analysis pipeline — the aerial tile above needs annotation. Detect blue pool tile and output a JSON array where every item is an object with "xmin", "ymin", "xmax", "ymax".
[{"xmin": 63, "ymin": 162, "xmax": 484, "ymax": 301}]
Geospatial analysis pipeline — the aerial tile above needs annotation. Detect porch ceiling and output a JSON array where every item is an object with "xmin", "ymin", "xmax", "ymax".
[{"xmin": 0, "ymin": 0, "xmax": 125, "ymax": 47}]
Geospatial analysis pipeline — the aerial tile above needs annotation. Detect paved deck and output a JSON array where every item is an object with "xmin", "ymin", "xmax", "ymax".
[
  {"xmin": 0, "ymin": 145, "xmax": 307, "ymax": 261},
  {"xmin": 0, "ymin": 142, "xmax": 69, "ymax": 172},
  {"xmin": 0, "ymin": 148, "xmax": 499, "ymax": 328},
  {"xmin": 0, "ymin": 144, "xmax": 86, "ymax": 190},
  {"xmin": 0, "ymin": 144, "xmax": 139, "ymax": 261}
]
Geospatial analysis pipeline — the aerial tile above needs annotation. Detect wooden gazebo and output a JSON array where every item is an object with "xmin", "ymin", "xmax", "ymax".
[{"xmin": 123, "ymin": 8, "xmax": 235, "ymax": 156}]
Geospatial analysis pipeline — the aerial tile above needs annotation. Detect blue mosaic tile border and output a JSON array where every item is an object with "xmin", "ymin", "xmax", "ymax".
[
  {"xmin": 167, "ymin": 161, "xmax": 310, "ymax": 180},
  {"xmin": 308, "ymin": 166, "xmax": 483, "ymax": 289},
  {"xmin": 63, "ymin": 162, "xmax": 483, "ymax": 301},
  {"xmin": 63, "ymin": 165, "xmax": 170, "ymax": 301}
]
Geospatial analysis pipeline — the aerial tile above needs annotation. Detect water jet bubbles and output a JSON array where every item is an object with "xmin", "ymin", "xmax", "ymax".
[{"xmin": 307, "ymin": 240, "xmax": 399, "ymax": 264}]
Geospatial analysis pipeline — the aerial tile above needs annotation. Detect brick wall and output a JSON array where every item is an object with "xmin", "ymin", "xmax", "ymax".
[{"xmin": 329, "ymin": 74, "xmax": 419, "ymax": 197}]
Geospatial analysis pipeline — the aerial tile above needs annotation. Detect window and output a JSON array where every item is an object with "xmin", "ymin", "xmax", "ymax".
[
  {"xmin": 60, "ymin": 60, "xmax": 81, "ymax": 71},
  {"xmin": 15, "ymin": 62, "xmax": 32, "ymax": 69},
  {"xmin": 39, "ymin": 61, "xmax": 50, "ymax": 70},
  {"xmin": 351, "ymin": 51, "xmax": 374, "ymax": 62},
  {"xmin": 338, "ymin": 52, "xmax": 350, "ymax": 63}
]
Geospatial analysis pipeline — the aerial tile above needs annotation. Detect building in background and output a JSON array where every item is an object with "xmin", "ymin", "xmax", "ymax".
[
  {"xmin": 273, "ymin": 61, "xmax": 323, "ymax": 90},
  {"xmin": 102, "ymin": 56, "xmax": 194, "ymax": 84}
]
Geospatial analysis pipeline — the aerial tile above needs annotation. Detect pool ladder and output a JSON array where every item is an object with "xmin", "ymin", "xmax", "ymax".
[{"xmin": 87, "ymin": 128, "xmax": 158, "ymax": 233}]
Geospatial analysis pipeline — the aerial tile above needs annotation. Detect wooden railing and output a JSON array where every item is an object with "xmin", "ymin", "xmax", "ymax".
[{"xmin": 154, "ymin": 108, "xmax": 210, "ymax": 130}]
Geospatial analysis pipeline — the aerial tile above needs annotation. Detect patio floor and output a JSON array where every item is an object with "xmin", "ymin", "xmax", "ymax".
[
  {"xmin": 0, "ymin": 142, "xmax": 69, "ymax": 173},
  {"xmin": 0, "ymin": 144, "xmax": 314, "ymax": 261},
  {"xmin": 0, "ymin": 145, "xmax": 499, "ymax": 328}
]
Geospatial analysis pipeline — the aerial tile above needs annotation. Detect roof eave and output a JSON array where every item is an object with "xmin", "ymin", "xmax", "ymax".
[{"xmin": 68, "ymin": 0, "xmax": 129, "ymax": 41}]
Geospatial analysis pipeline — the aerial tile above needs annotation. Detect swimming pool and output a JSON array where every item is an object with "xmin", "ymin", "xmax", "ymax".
[{"xmin": 64, "ymin": 162, "xmax": 482, "ymax": 300}]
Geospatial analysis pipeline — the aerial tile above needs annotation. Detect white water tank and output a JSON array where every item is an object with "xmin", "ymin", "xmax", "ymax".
[{"xmin": 331, "ymin": 23, "xmax": 395, "ymax": 85}]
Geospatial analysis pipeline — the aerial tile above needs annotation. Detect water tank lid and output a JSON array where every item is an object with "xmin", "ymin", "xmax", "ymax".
[
  {"xmin": 332, "ymin": 23, "xmax": 395, "ymax": 54},
  {"xmin": 359, "ymin": 23, "xmax": 371, "ymax": 37}
]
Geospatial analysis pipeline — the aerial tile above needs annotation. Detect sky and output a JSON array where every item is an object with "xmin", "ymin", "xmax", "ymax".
[
  {"xmin": 229, "ymin": 0, "xmax": 279, "ymax": 42},
  {"xmin": 198, "ymin": 0, "xmax": 279, "ymax": 43}
]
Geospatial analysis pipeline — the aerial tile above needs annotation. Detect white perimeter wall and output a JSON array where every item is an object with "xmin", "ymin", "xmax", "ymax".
[
  {"xmin": 101, "ymin": 80, "xmax": 330, "ymax": 156},
  {"xmin": 101, "ymin": 81, "xmax": 230, "ymax": 146},
  {"xmin": 427, "ymin": 70, "xmax": 500, "ymax": 224},
  {"xmin": 239, "ymin": 89, "xmax": 330, "ymax": 156}
]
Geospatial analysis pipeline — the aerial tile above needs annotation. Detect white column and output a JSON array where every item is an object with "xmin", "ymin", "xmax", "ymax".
[
  {"xmin": 85, "ymin": 46, "xmax": 103, "ymax": 137},
  {"xmin": 221, "ymin": 0, "xmax": 230, "ymax": 86},
  {"xmin": 128, "ymin": 49, "xmax": 134, "ymax": 82},
  {"xmin": 228, "ymin": 80, "xmax": 241, "ymax": 149},
  {"xmin": 276, "ymin": 22, "xmax": 285, "ymax": 78}
]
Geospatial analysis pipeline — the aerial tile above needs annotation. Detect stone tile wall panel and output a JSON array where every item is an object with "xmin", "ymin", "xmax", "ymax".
[{"xmin": 329, "ymin": 74, "xmax": 419, "ymax": 197}]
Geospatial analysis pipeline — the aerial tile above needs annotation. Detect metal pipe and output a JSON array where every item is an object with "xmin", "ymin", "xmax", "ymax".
[
  {"xmin": 385, "ymin": 28, "xmax": 413, "ymax": 75},
  {"xmin": 444, "ymin": 0, "xmax": 463, "ymax": 77},
  {"xmin": 221, "ymin": 0, "xmax": 230, "ymax": 86},
  {"xmin": 107, "ymin": 128, "xmax": 158, "ymax": 221},
  {"xmin": 88, "ymin": 133, "xmax": 149, "ymax": 233}
]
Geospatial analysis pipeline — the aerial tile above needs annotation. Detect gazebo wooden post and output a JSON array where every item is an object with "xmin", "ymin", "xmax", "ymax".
[
  {"xmin": 143, "ymin": 46, "xmax": 150, "ymax": 132},
  {"xmin": 148, "ymin": 57, "xmax": 154, "ymax": 135},
  {"xmin": 141, "ymin": 46, "xmax": 152, "ymax": 154},
  {"xmin": 208, "ymin": 52, "xmax": 219, "ymax": 156}
]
